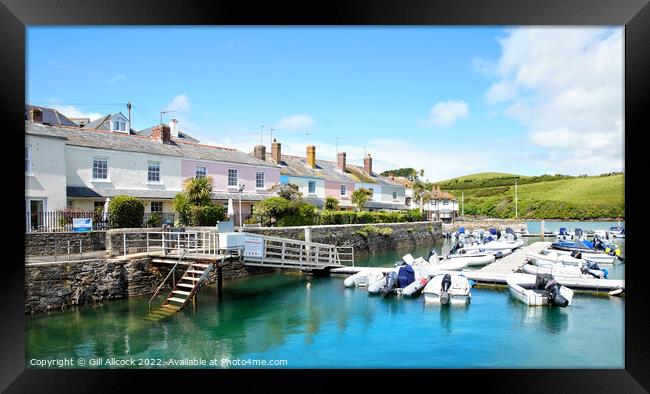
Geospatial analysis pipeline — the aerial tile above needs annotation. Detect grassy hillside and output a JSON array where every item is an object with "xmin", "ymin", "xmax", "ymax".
[
  {"xmin": 437, "ymin": 172, "xmax": 523, "ymax": 183},
  {"xmin": 441, "ymin": 173, "xmax": 624, "ymax": 219}
]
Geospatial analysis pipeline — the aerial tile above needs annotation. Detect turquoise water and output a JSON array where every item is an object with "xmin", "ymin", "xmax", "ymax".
[
  {"xmin": 525, "ymin": 220, "xmax": 625, "ymax": 234},
  {"xmin": 26, "ymin": 237, "xmax": 625, "ymax": 369}
]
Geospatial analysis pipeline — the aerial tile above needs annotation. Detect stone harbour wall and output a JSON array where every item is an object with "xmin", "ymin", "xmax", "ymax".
[
  {"xmin": 25, "ymin": 256, "xmax": 274, "ymax": 314},
  {"xmin": 443, "ymin": 219, "xmax": 527, "ymax": 233},
  {"xmin": 242, "ymin": 221, "xmax": 443, "ymax": 258},
  {"xmin": 25, "ymin": 231, "xmax": 106, "ymax": 256}
]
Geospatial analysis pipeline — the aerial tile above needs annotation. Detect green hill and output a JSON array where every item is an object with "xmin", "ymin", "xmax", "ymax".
[
  {"xmin": 437, "ymin": 172, "xmax": 523, "ymax": 183},
  {"xmin": 440, "ymin": 173, "xmax": 624, "ymax": 219}
]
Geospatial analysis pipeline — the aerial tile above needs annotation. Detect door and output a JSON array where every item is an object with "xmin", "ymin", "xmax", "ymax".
[{"xmin": 28, "ymin": 199, "xmax": 44, "ymax": 231}]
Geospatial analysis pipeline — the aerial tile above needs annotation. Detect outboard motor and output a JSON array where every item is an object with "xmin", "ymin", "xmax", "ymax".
[
  {"xmin": 581, "ymin": 261, "xmax": 608, "ymax": 278},
  {"xmin": 535, "ymin": 274, "xmax": 569, "ymax": 307},
  {"xmin": 570, "ymin": 250, "xmax": 582, "ymax": 259},
  {"xmin": 574, "ymin": 228, "xmax": 583, "ymax": 239},
  {"xmin": 380, "ymin": 271, "xmax": 398, "ymax": 297},
  {"xmin": 559, "ymin": 227, "xmax": 567, "ymax": 236},
  {"xmin": 489, "ymin": 228, "xmax": 498, "ymax": 237},
  {"xmin": 440, "ymin": 274, "xmax": 452, "ymax": 305},
  {"xmin": 506, "ymin": 227, "xmax": 516, "ymax": 238},
  {"xmin": 449, "ymin": 242, "xmax": 463, "ymax": 255}
]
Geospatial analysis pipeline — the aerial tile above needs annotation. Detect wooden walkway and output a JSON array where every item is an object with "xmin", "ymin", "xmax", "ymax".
[{"xmin": 331, "ymin": 242, "xmax": 625, "ymax": 292}]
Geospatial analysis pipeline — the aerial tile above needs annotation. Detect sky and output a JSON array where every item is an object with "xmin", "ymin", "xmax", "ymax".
[{"xmin": 26, "ymin": 26, "xmax": 624, "ymax": 182}]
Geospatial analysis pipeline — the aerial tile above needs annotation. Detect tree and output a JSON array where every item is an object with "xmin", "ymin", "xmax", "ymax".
[
  {"xmin": 252, "ymin": 197, "xmax": 292, "ymax": 226},
  {"xmin": 324, "ymin": 196, "xmax": 339, "ymax": 211},
  {"xmin": 108, "ymin": 195, "xmax": 144, "ymax": 228},
  {"xmin": 183, "ymin": 176, "xmax": 214, "ymax": 206},
  {"xmin": 271, "ymin": 183, "xmax": 303, "ymax": 201},
  {"xmin": 351, "ymin": 188, "xmax": 373, "ymax": 211},
  {"xmin": 172, "ymin": 193, "xmax": 191, "ymax": 225}
]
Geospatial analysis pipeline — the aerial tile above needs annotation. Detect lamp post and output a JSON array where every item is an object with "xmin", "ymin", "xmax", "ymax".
[{"xmin": 238, "ymin": 184, "xmax": 245, "ymax": 231}]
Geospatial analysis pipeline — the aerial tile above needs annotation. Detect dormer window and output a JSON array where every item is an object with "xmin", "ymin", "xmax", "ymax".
[{"xmin": 112, "ymin": 120, "xmax": 126, "ymax": 132}]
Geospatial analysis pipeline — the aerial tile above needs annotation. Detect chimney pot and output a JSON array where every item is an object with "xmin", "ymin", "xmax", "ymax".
[
  {"xmin": 169, "ymin": 118, "xmax": 179, "ymax": 138},
  {"xmin": 151, "ymin": 125, "xmax": 171, "ymax": 143},
  {"xmin": 254, "ymin": 144, "xmax": 266, "ymax": 161},
  {"xmin": 272, "ymin": 140, "xmax": 282, "ymax": 163},
  {"xmin": 337, "ymin": 152, "xmax": 347, "ymax": 171},
  {"xmin": 306, "ymin": 145, "xmax": 316, "ymax": 168},
  {"xmin": 364, "ymin": 153, "xmax": 372, "ymax": 174}
]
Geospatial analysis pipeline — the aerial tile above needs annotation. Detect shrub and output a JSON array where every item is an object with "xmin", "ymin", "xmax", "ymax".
[
  {"xmin": 172, "ymin": 193, "xmax": 192, "ymax": 225},
  {"xmin": 108, "ymin": 195, "xmax": 144, "ymax": 228},
  {"xmin": 252, "ymin": 197, "xmax": 292, "ymax": 226},
  {"xmin": 188, "ymin": 204, "xmax": 226, "ymax": 226},
  {"xmin": 146, "ymin": 212, "xmax": 162, "ymax": 227},
  {"xmin": 324, "ymin": 196, "xmax": 339, "ymax": 211},
  {"xmin": 277, "ymin": 201, "xmax": 317, "ymax": 227}
]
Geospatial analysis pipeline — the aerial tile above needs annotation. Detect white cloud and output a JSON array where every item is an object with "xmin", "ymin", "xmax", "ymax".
[
  {"xmin": 485, "ymin": 27, "xmax": 624, "ymax": 175},
  {"xmin": 50, "ymin": 105, "xmax": 103, "ymax": 121},
  {"xmin": 165, "ymin": 94, "xmax": 191, "ymax": 113},
  {"xmin": 107, "ymin": 74, "xmax": 126, "ymax": 84},
  {"xmin": 275, "ymin": 114, "xmax": 315, "ymax": 132},
  {"xmin": 423, "ymin": 100, "xmax": 469, "ymax": 127}
]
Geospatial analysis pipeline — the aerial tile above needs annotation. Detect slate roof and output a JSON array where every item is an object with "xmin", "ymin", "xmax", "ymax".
[
  {"xmin": 25, "ymin": 105, "xmax": 79, "ymax": 127},
  {"xmin": 263, "ymin": 153, "xmax": 400, "ymax": 186},
  {"xmin": 26, "ymin": 122, "xmax": 279, "ymax": 168},
  {"xmin": 138, "ymin": 126, "xmax": 199, "ymax": 143},
  {"xmin": 67, "ymin": 186, "xmax": 269, "ymax": 201},
  {"xmin": 431, "ymin": 185, "xmax": 457, "ymax": 200}
]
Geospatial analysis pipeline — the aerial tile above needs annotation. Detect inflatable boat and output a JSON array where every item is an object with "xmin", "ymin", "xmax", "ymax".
[
  {"xmin": 344, "ymin": 269, "xmax": 386, "ymax": 288},
  {"xmin": 423, "ymin": 273, "xmax": 472, "ymax": 305},
  {"xmin": 506, "ymin": 273, "xmax": 574, "ymax": 307}
]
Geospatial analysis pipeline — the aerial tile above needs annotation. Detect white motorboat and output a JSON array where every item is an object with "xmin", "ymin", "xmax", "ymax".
[
  {"xmin": 607, "ymin": 226, "xmax": 625, "ymax": 239},
  {"xmin": 423, "ymin": 273, "xmax": 471, "ymax": 305},
  {"xmin": 521, "ymin": 262, "xmax": 606, "ymax": 279},
  {"xmin": 462, "ymin": 239, "xmax": 524, "ymax": 252},
  {"xmin": 506, "ymin": 273, "xmax": 574, "ymax": 307},
  {"xmin": 525, "ymin": 249, "xmax": 583, "ymax": 267},
  {"xmin": 553, "ymin": 249, "xmax": 619, "ymax": 265},
  {"xmin": 593, "ymin": 230, "xmax": 608, "ymax": 240},
  {"xmin": 344, "ymin": 269, "xmax": 386, "ymax": 288}
]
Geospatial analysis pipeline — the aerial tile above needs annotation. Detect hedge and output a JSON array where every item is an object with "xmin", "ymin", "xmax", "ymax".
[{"xmin": 108, "ymin": 195, "xmax": 145, "ymax": 228}]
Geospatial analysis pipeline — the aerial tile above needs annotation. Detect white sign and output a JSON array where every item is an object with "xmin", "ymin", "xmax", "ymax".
[
  {"xmin": 244, "ymin": 236, "xmax": 264, "ymax": 259},
  {"xmin": 73, "ymin": 218, "xmax": 92, "ymax": 232}
]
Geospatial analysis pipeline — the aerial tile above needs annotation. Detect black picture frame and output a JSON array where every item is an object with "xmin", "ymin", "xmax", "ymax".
[{"xmin": 2, "ymin": 0, "xmax": 648, "ymax": 391}]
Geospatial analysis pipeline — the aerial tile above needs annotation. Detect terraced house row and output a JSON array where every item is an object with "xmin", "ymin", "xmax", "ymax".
[{"xmin": 25, "ymin": 105, "xmax": 407, "ymax": 229}]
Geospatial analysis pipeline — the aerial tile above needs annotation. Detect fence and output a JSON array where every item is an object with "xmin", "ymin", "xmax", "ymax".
[{"xmin": 25, "ymin": 210, "xmax": 176, "ymax": 233}]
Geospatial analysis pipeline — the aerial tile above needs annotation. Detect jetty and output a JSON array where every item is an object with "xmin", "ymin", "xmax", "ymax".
[{"xmin": 331, "ymin": 241, "xmax": 624, "ymax": 292}]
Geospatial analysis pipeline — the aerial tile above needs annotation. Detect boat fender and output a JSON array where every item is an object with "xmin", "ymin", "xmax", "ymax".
[{"xmin": 602, "ymin": 268, "xmax": 609, "ymax": 279}]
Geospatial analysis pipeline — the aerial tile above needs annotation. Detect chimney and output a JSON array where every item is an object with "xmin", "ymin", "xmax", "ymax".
[
  {"xmin": 169, "ymin": 118, "xmax": 179, "ymax": 138},
  {"xmin": 306, "ymin": 145, "xmax": 316, "ymax": 168},
  {"xmin": 254, "ymin": 144, "xmax": 266, "ymax": 161},
  {"xmin": 271, "ymin": 139, "xmax": 282, "ymax": 163},
  {"xmin": 151, "ymin": 124, "xmax": 171, "ymax": 143},
  {"xmin": 29, "ymin": 108, "xmax": 43, "ymax": 124},
  {"xmin": 364, "ymin": 153, "xmax": 372, "ymax": 174},
  {"xmin": 337, "ymin": 152, "xmax": 347, "ymax": 172}
]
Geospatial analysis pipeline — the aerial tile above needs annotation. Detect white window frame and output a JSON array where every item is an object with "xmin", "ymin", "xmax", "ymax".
[
  {"xmin": 308, "ymin": 180, "xmax": 316, "ymax": 194},
  {"xmin": 25, "ymin": 145, "xmax": 33, "ymax": 176},
  {"xmin": 255, "ymin": 172, "xmax": 265, "ymax": 189},
  {"xmin": 111, "ymin": 118, "xmax": 127, "ymax": 132},
  {"xmin": 91, "ymin": 157, "xmax": 109, "ymax": 181},
  {"xmin": 340, "ymin": 184, "xmax": 347, "ymax": 196},
  {"xmin": 148, "ymin": 161, "xmax": 161, "ymax": 183},
  {"xmin": 150, "ymin": 201, "xmax": 164, "ymax": 213},
  {"xmin": 228, "ymin": 169, "xmax": 238, "ymax": 187},
  {"xmin": 196, "ymin": 166, "xmax": 207, "ymax": 179}
]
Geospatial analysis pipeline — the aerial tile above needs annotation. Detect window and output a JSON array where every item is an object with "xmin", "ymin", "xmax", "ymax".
[
  {"xmin": 67, "ymin": 200, "xmax": 73, "ymax": 209},
  {"xmin": 228, "ymin": 169, "xmax": 238, "ymax": 187},
  {"xmin": 368, "ymin": 188, "xmax": 374, "ymax": 196},
  {"xmin": 25, "ymin": 145, "xmax": 32, "ymax": 174},
  {"xmin": 92, "ymin": 157, "xmax": 108, "ymax": 180},
  {"xmin": 393, "ymin": 191, "xmax": 398, "ymax": 199},
  {"xmin": 443, "ymin": 199, "xmax": 449, "ymax": 205},
  {"xmin": 195, "ymin": 166, "xmax": 207, "ymax": 178},
  {"xmin": 94, "ymin": 201, "xmax": 104, "ymax": 212},
  {"xmin": 151, "ymin": 201, "xmax": 163, "ymax": 212},
  {"xmin": 148, "ymin": 161, "xmax": 160, "ymax": 182},
  {"xmin": 340, "ymin": 184, "xmax": 347, "ymax": 196},
  {"xmin": 256, "ymin": 172, "xmax": 265, "ymax": 189},
  {"xmin": 308, "ymin": 180, "xmax": 316, "ymax": 194},
  {"xmin": 112, "ymin": 120, "xmax": 126, "ymax": 132}
]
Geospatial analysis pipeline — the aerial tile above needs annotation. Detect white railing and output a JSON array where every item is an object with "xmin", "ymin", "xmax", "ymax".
[
  {"xmin": 122, "ymin": 231, "xmax": 219, "ymax": 257},
  {"xmin": 248, "ymin": 234, "xmax": 352, "ymax": 268}
]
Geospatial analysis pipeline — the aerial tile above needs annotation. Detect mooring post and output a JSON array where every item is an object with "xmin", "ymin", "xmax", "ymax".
[
  {"xmin": 123, "ymin": 233, "xmax": 127, "ymax": 256},
  {"xmin": 541, "ymin": 220, "xmax": 545, "ymax": 241}
]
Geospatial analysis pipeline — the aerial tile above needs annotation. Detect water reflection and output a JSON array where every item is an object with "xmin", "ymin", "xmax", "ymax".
[{"xmin": 508, "ymin": 296, "xmax": 570, "ymax": 334}]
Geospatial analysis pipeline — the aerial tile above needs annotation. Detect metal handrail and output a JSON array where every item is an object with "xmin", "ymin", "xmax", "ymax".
[{"xmin": 148, "ymin": 249, "xmax": 188, "ymax": 311}]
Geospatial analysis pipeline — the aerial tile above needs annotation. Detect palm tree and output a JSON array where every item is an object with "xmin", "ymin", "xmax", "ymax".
[
  {"xmin": 351, "ymin": 188, "xmax": 373, "ymax": 211},
  {"xmin": 183, "ymin": 176, "xmax": 214, "ymax": 206}
]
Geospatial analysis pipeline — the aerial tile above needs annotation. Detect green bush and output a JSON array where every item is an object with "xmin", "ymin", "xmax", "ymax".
[
  {"xmin": 188, "ymin": 204, "xmax": 226, "ymax": 226},
  {"xmin": 108, "ymin": 195, "xmax": 144, "ymax": 228},
  {"xmin": 276, "ymin": 201, "xmax": 317, "ymax": 227},
  {"xmin": 146, "ymin": 212, "xmax": 162, "ymax": 227}
]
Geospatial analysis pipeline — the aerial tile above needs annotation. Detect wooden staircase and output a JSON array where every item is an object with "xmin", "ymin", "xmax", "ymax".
[{"xmin": 145, "ymin": 262, "xmax": 213, "ymax": 322}]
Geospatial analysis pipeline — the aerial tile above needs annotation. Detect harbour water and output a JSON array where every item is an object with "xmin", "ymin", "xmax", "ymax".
[{"xmin": 26, "ymin": 223, "xmax": 625, "ymax": 369}]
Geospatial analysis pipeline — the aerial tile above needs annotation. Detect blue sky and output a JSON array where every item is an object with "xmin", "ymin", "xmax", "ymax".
[{"xmin": 27, "ymin": 27, "xmax": 624, "ymax": 181}]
